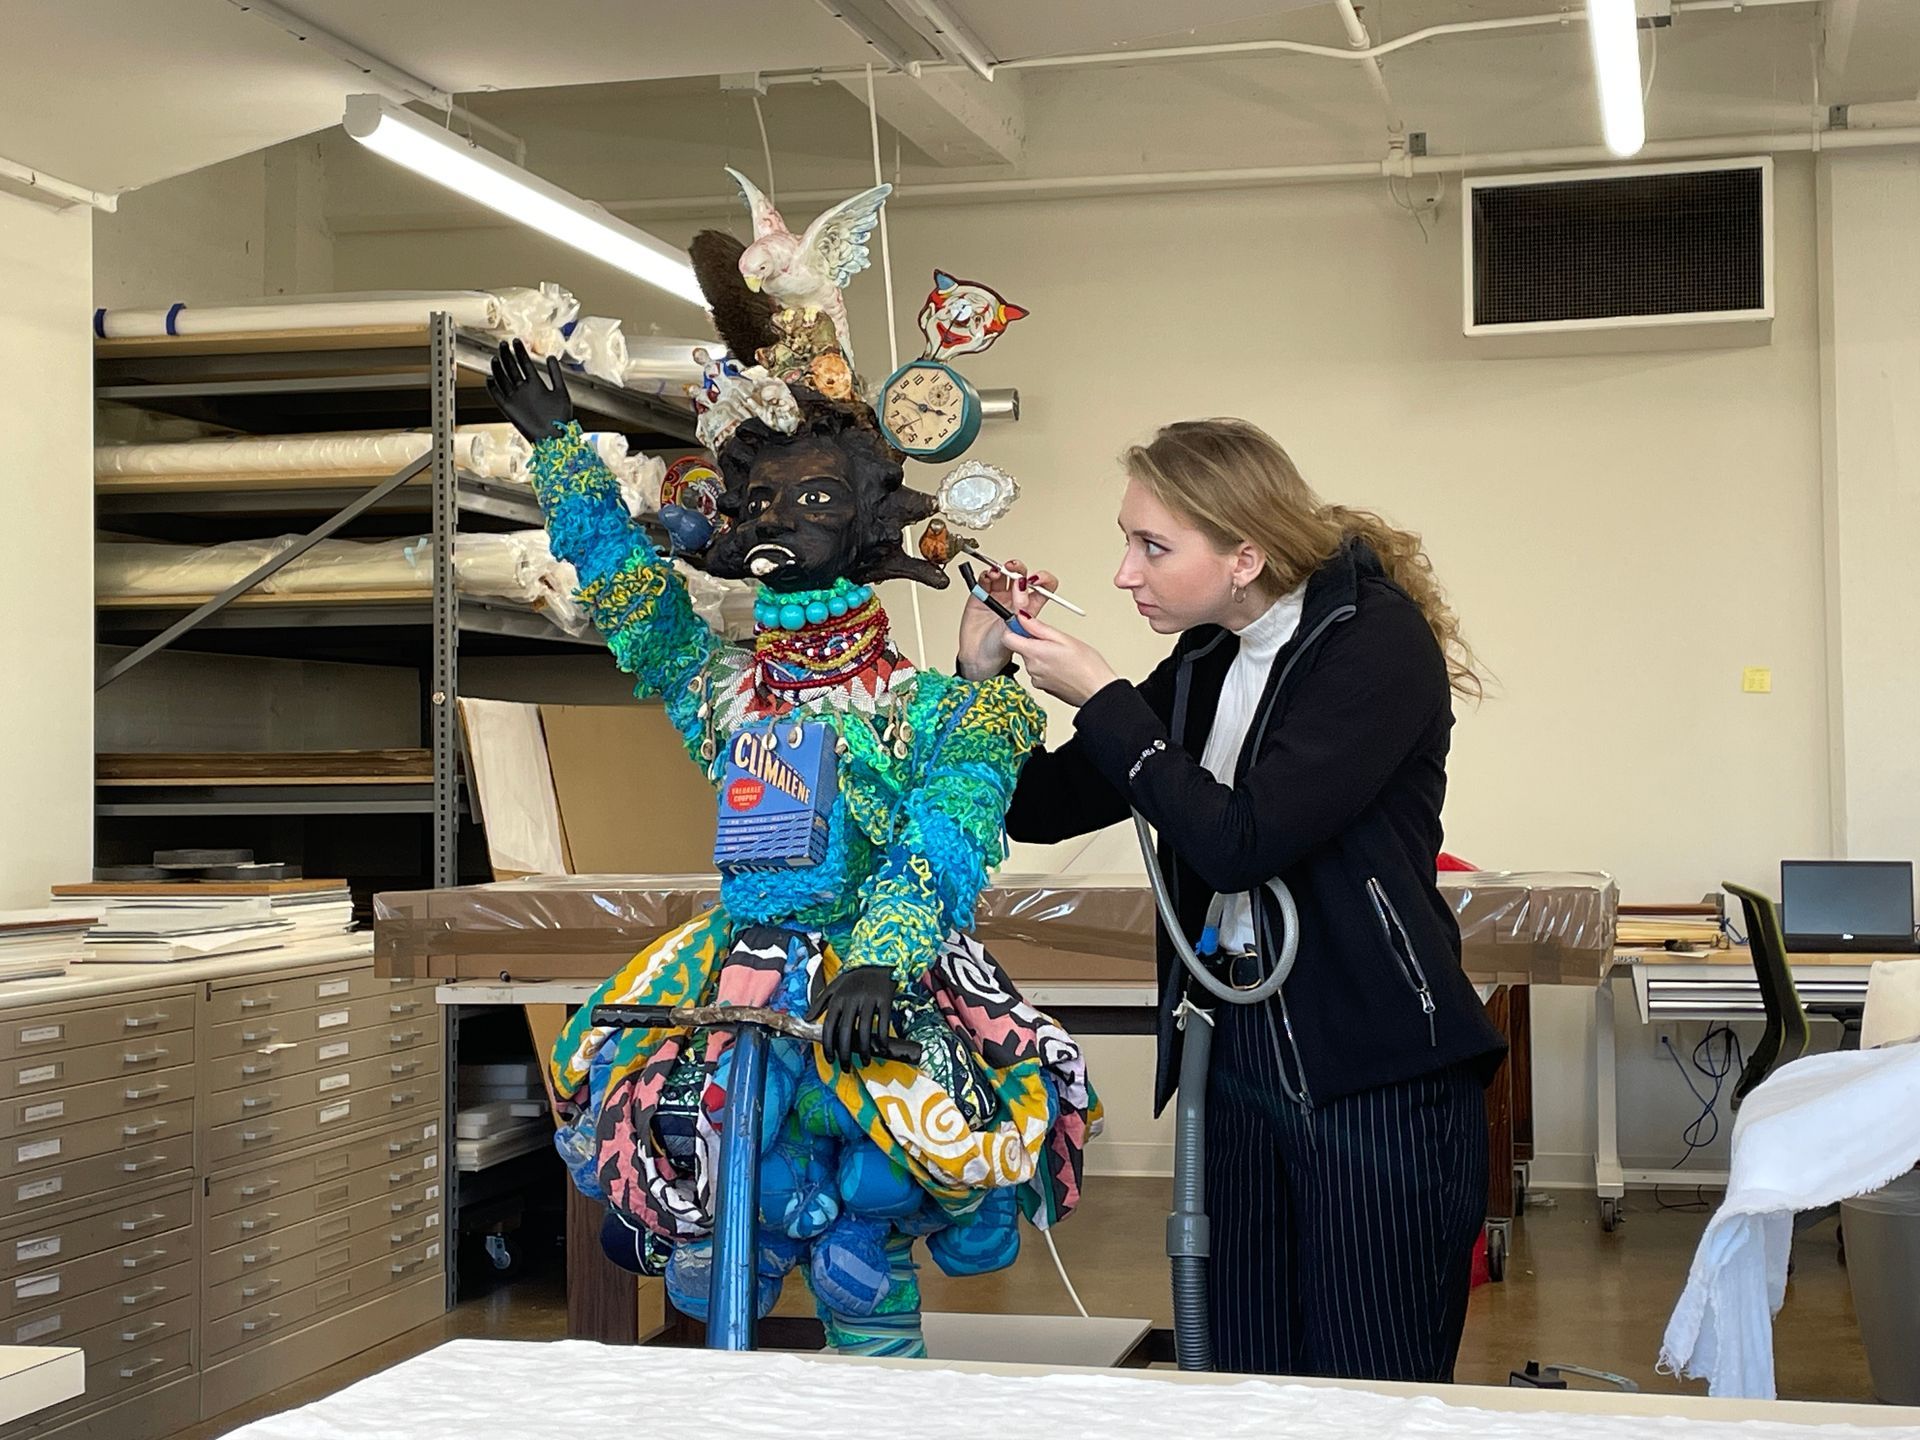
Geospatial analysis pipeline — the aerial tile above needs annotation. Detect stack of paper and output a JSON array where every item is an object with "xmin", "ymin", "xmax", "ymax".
[
  {"xmin": 1618, "ymin": 902, "xmax": 1726, "ymax": 949},
  {"xmin": 455, "ymin": 1062, "xmax": 550, "ymax": 1171},
  {"xmin": 0, "ymin": 910, "xmax": 98, "ymax": 983},
  {"xmin": 51, "ymin": 879, "xmax": 355, "ymax": 964}
]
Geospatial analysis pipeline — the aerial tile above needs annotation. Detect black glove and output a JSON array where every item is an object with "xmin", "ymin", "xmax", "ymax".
[
  {"xmin": 485, "ymin": 338, "xmax": 574, "ymax": 444},
  {"xmin": 810, "ymin": 966, "xmax": 900, "ymax": 1070}
]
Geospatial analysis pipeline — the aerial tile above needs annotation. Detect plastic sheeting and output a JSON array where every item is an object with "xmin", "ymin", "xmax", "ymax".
[
  {"xmin": 96, "ymin": 531, "xmax": 589, "ymax": 633},
  {"xmin": 1439, "ymin": 869, "xmax": 1619, "ymax": 986},
  {"xmin": 215, "ymin": 1339, "xmax": 1918, "ymax": 1440},
  {"xmin": 373, "ymin": 870, "xmax": 1617, "ymax": 985}
]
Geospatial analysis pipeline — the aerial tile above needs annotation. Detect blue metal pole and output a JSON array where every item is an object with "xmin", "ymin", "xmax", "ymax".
[{"xmin": 706, "ymin": 1024, "xmax": 770, "ymax": 1351}]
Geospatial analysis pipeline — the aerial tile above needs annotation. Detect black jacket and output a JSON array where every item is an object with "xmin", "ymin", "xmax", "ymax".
[{"xmin": 1006, "ymin": 540, "xmax": 1506, "ymax": 1114}]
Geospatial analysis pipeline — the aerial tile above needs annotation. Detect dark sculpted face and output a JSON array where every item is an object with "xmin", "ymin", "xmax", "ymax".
[
  {"xmin": 702, "ymin": 437, "xmax": 860, "ymax": 593},
  {"xmin": 699, "ymin": 389, "xmax": 950, "ymax": 594}
]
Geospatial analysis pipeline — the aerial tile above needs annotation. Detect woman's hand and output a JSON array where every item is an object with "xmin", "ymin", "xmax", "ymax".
[
  {"xmin": 1000, "ymin": 614, "xmax": 1120, "ymax": 708},
  {"xmin": 956, "ymin": 562, "xmax": 1054, "ymax": 681}
]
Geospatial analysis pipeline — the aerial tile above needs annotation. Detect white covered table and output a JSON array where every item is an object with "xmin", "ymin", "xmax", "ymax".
[{"xmin": 219, "ymin": 1339, "xmax": 1920, "ymax": 1438}]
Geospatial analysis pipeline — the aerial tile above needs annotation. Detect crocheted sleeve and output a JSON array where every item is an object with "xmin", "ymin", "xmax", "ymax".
[
  {"xmin": 845, "ymin": 675, "xmax": 1045, "ymax": 983},
  {"xmin": 528, "ymin": 421, "xmax": 720, "ymax": 748}
]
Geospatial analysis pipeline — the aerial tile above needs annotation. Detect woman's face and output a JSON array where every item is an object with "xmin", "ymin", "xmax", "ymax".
[{"xmin": 1112, "ymin": 476, "xmax": 1259, "ymax": 634}]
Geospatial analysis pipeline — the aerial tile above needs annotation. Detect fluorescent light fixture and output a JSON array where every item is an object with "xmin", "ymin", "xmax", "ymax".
[
  {"xmin": 343, "ymin": 94, "xmax": 706, "ymax": 310},
  {"xmin": 1586, "ymin": 0, "xmax": 1645, "ymax": 158}
]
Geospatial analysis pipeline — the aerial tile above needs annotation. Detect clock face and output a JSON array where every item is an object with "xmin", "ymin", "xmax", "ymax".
[{"xmin": 881, "ymin": 363, "xmax": 971, "ymax": 456}]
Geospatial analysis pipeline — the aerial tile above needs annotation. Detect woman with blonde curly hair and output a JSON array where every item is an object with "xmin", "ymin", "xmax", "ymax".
[{"xmin": 959, "ymin": 417, "xmax": 1506, "ymax": 1382}]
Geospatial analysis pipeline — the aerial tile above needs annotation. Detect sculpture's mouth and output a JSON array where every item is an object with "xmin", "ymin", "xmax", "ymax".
[{"xmin": 745, "ymin": 543, "xmax": 797, "ymax": 578}]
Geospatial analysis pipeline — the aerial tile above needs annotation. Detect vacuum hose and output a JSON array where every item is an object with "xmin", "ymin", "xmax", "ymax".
[{"xmin": 1135, "ymin": 812, "xmax": 1300, "ymax": 1372}]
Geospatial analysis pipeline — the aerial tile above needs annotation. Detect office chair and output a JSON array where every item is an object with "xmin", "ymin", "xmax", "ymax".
[
  {"xmin": 1724, "ymin": 881, "xmax": 1844, "ymax": 1260},
  {"xmin": 1723, "ymin": 882, "xmax": 1812, "ymax": 1110}
]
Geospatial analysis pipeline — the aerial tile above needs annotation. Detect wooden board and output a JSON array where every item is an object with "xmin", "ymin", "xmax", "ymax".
[
  {"xmin": 96, "ymin": 468, "xmax": 434, "ymax": 494},
  {"xmin": 96, "ymin": 587, "xmax": 432, "ymax": 609},
  {"xmin": 52, "ymin": 879, "xmax": 348, "ymax": 896},
  {"xmin": 97, "ymin": 750, "xmax": 431, "ymax": 785},
  {"xmin": 1622, "ymin": 945, "xmax": 1909, "ymax": 968}
]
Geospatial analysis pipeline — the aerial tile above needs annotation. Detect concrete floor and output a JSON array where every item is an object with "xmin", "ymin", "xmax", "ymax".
[{"xmin": 173, "ymin": 1179, "xmax": 1875, "ymax": 1438}]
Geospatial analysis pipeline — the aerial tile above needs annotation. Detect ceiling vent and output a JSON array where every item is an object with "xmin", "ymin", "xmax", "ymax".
[{"xmin": 1463, "ymin": 157, "xmax": 1772, "ymax": 351}]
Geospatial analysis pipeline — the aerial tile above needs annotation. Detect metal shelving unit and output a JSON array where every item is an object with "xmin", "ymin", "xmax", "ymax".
[{"xmin": 93, "ymin": 315, "xmax": 698, "ymax": 1302}]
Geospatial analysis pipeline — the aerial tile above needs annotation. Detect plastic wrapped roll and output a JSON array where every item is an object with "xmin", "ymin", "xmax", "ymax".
[
  {"xmin": 94, "ymin": 531, "xmax": 590, "ymax": 633},
  {"xmin": 563, "ymin": 316, "xmax": 630, "ymax": 385},
  {"xmin": 95, "ymin": 427, "xmax": 530, "ymax": 482},
  {"xmin": 620, "ymin": 336, "xmax": 717, "ymax": 398},
  {"xmin": 92, "ymin": 284, "xmax": 581, "ymax": 352}
]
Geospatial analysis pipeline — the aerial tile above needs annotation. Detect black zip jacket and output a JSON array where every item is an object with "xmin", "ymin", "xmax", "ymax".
[{"xmin": 1006, "ymin": 539, "xmax": 1507, "ymax": 1114}]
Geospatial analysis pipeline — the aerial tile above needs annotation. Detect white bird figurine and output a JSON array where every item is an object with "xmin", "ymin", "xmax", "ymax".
[{"xmin": 725, "ymin": 166, "xmax": 892, "ymax": 368}]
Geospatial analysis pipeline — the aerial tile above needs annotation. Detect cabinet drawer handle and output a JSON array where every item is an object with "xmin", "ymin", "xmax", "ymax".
[
  {"xmin": 123, "ymin": 1013, "xmax": 168, "ymax": 1031},
  {"xmin": 240, "ymin": 1312, "xmax": 282, "ymax": 1333},
  {"xmin": 240, "ymin": 1027, "xmax": 279, "ymax": 1043},
  {"xmin": 120, "ymin": 1284, "xmax": 167, "ymax": 1306},
  {"xmin": 121, "ymin": 1250, "xmax": 168, "ymax": 1271},
  {"xmin": 240, "ymin": 1278, "xmax": 283, "ymax": 1300},
  {"xmin": 238, "ymin": 1212, "xmax": 280, "ymax": 1232},
  {"xmin": 119, "ymin": 1320, "xmax": 168, "ymax": 1342},
  {"xmin": 388, "ymin": 1000, "xmax": 423, "ymax": 1015},
  {"xmin": 388, "ymin": 1224, "xmax": 426, "ymax": 1247},
  {"xmin": 389, "ymin": 1060, "xmax": 422, "ymax": 1076},
  {"xmin": 388, "ymin": 1090, "xmax": 421, "ymax": 1107},
  {"xmin": 389, "ymin": 1196, "xmax": 426, "ymax": 1216},
  {"xmin": 238, "ymin": 1179, "xmax": 279, "ymax": 1197},
  {"xmin": 119, "ymin": 1357, "xmax": 166, "ymax": 1380},
  {"xmin": 240, "ymin": 1245, "xmax": 281, "ymax": 1266},
  {"xmin": 389, "ymin": 1256, "xmax": 426, "ymax": 1276},
  {"xmin": 122, "ymin": 1047, "xmax": 170, "ymax": 1065},
  {"xmin": 387, "ymin": 1137, "xmax": 423, "ymax": 1155},
  {"xmin": 388, "ymin": 1029, "xmax": 424, "ymax": 1045},
  {"xmin": 240, "ymin": 1093, "xmax": 279, "ymax": 1110},
  {"xmin": 123, "ymin": 1083, "xmax": 169, "ymax": 1102},
  {"xmin": 240, "ymin": 1060, "xmax": 275, "ymax": 1077},
  {"xmin": 120, "ymin": 1155, "xmax": 170, "ymax": 1175},
  {"xmin": 119, "ymin": 1212, "xmax": 167, "ymax": 1233},
  {"xmin": 239, "ymin": 994, "xmax": 279, "ymax": 1010},
  {"xmin": 121, "ymin": 1119, "xmax": 168, "ymax": 1138},
  {"xmin": 240, "ymin": 1127, "xmax": 281, "ymax": 1145}
]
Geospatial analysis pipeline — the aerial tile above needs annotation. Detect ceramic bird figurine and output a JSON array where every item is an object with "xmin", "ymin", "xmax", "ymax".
[{"xmin": 726, "ymin": 167, "xmax": 892, "ymax": 367}]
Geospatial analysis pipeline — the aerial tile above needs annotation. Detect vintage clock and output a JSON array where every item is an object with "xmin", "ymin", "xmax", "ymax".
[{"xmin": 877, "ymin": 359, "xmax": 981, "ymax": 463}]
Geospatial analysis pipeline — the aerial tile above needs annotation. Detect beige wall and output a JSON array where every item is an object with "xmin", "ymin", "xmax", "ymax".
[
  {"xmin": 0, "ymin": 192, "xmax": 94, "ymax": 907},
  {"xmin": 93, "ymin": 140, "xmax": 334, "ymax": 309}
]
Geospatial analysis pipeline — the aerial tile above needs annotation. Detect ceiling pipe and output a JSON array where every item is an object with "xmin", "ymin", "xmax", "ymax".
[
  {"xmin": 577, "ymin": 123, "xmax": 1920, "ymax": 218},
  {"xmin": 1334, "ymin": 0, "xmax": 1403, "ymax": 136},
  {"xmin": 226, "ymin": 0, "xmax": 527, "ymax": 162},
  {"xmin": 763, "ymin": 0, "xmax": 1821, "ymax": 85},
  {"xmin": 0, "ymin": 153, "xmax": 117, "ymax": 211}
]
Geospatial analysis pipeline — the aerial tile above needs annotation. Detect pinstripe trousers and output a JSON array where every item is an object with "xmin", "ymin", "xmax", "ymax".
[{"xmin": 1203, "ymin": 974, "xmax": 1488, "ymax": 1381}]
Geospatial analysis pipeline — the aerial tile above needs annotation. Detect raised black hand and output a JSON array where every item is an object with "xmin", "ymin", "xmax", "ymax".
[
  {"xmin": 485, "ymin": 338, "xmax": 574, "ymax": 444},
  {"xmin": 809, "ymin": 966, "xmax": 900, "ymax": 1069}
]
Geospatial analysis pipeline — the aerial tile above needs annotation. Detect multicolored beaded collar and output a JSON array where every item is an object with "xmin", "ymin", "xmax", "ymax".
[{"xmin": 752, "ymin": 579, "xmax": 895, "ymax": 696}]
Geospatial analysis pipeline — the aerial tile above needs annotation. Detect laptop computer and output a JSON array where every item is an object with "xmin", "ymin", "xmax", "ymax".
[{"xmin": 1780, "ymin": 860, "xmax": 1920, "ymax": 954}]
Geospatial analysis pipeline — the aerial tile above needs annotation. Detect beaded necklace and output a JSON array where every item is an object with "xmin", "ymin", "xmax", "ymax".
[
  {"xmin": 753, "ymin": 579, "xmax": 889, "ymax": 694},
  {"xmin": 688, "ymin": 578, "xmax": 920, "ymax": 772}
]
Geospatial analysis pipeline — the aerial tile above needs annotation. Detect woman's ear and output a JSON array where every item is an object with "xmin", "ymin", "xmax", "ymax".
[{"xmin": 1233, "ymin": 543, "xmax": 1268, "ymax": 592}]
